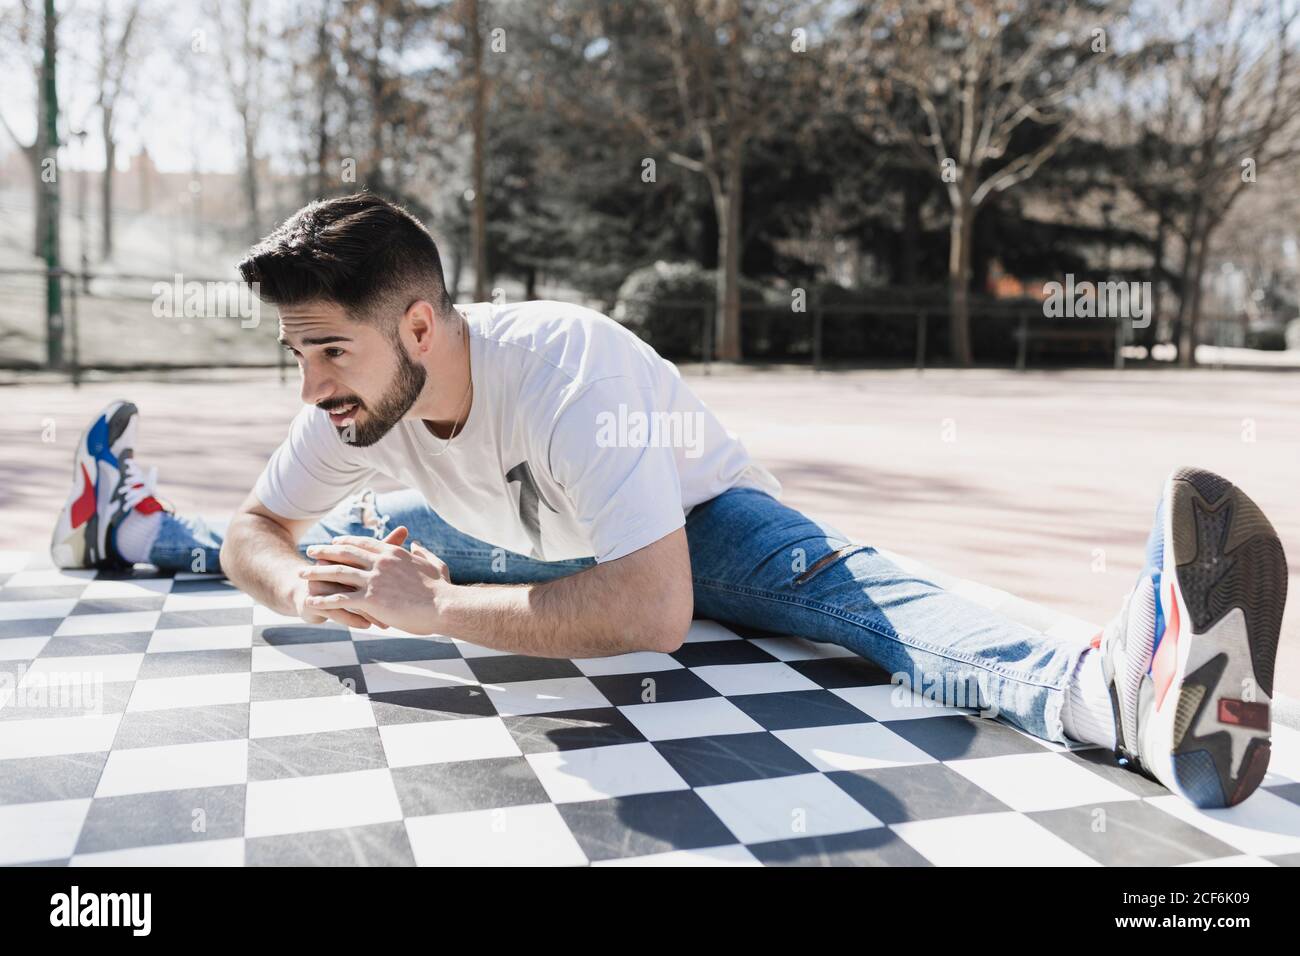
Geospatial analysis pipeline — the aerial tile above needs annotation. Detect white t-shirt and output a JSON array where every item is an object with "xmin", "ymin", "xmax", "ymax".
[{"xmin": 254, "ymin": 299, "xmax": 782, "ymax": 563}]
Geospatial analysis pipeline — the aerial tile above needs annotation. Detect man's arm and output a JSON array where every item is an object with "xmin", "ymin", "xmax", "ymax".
[
  {"xmin": 299, "ymin": 526, "xmax": 694, "ymax": 656},
  {"xmin": 220, "ymin": 492, "xmax": 385, "ymax": 630},
  {"xmin": 444, "ymin": 527, "xmax": 694, "ymax": 655}
]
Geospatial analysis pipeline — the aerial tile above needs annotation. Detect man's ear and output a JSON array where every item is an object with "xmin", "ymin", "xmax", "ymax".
[{"xmin": 404, "ymin": 300, "xmax": 438, "ymax": 354}]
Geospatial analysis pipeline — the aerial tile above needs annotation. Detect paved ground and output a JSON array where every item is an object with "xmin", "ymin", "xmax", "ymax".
[{"xmin": 3, "ymin": 365, "xmax": 1298, "ymax": 696}]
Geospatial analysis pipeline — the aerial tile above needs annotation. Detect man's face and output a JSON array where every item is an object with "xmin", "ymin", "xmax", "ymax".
[{"xmin": 278, "ymin": 300, "xmax": 427, "ymax": 447}]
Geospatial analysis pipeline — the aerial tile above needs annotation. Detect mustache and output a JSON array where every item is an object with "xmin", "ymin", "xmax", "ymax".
[{"xmin": 318, "ymin": 397, "xmax": 365, "ymax": 413}]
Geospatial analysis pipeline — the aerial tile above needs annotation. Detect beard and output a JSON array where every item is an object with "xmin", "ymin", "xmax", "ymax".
[{"xmin": 322, "ymin": 344, "xmax": 427, "ymax": 447}]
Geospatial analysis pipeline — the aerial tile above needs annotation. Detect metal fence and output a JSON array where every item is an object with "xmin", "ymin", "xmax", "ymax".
[
  {"xmin": 1, "ymin": 266, "xmax": 1152, "ymax": 382},
  {"xmin": 625, "ymin": 294, "xmax": 1128, "ymax": 372},
  {"xmin": 0, "ymin": 266, "xmax": 288, "ymax": 385}
]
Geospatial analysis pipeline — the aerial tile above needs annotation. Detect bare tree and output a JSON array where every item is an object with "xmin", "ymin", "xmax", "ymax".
[
  {"xmin": 464, "ymin": 0, "xmax": 488, "ymax": 300},
  {"xmin": 0, "ymin": 0, "xmax": 52, "ymax": 258},
  {"xmin": 539, "ymin": 0, "xmax": 822, "ymax": 361},
  {"xmin": 835, "ymin": 0, "xmax": 1107, "ymax": 365},
  {"xmin": 210, "ymin": 0, "xmax": 267, "ymax": 241},
  {"xmin": 94, "ymin": 0, "xmax": 142, "ymax": 260},
  {"xmin": 1165, "ymin": 0, "xmax": 1297, "ymax": 364}
]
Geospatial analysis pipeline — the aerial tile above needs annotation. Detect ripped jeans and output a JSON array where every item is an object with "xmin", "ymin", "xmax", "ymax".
[{"xmin": 148, "ymin": 486, "xmax": 1087, "ymax": 743}]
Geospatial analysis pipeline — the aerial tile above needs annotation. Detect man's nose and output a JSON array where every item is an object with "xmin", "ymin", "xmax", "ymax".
[{"xmin": 300, "ymin": 365, "xmax": 333, "ymax": 407}]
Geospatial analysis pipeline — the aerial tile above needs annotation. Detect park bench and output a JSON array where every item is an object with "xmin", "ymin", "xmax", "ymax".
[{"xmin": 1014, "ymin": 313, "xmax": 1125, "ymax": 370}]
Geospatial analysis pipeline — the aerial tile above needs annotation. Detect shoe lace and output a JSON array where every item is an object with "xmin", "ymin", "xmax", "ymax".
[{"xmin": 122, "ymin": 458, "xmax": 159, "ymax": 511}]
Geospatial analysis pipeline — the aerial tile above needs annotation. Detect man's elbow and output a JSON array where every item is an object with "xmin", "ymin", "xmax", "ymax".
[
  {"xmin": 218, "ymin": 516, "xmax": 255, "ymax": 587},
  {"xmin": 217, "ymin": 537, "xmax": 242, "ymax": 586},
  {"xmin": 639, "ymin": 586, "xmax": 693, "ymax": 654}
]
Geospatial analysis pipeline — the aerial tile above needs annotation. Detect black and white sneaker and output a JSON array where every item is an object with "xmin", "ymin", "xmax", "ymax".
[{"xmin": 1099, "ymin": 467, "xmax": 1287, "ymax": 808}]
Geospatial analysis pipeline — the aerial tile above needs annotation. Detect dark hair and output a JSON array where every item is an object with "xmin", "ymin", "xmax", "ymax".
[{"xmin": 238, "ymin": 192, "xmax": 454, "ymax": 325}]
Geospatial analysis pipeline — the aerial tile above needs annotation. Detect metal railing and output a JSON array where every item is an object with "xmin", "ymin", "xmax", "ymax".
[
  {"xmin": 0, "ymin": 266, "xmax": 288, "ymax": 386},
  {"xmin": 1, "ymin": 267, "xmax": 1186, "ymax": 381}
]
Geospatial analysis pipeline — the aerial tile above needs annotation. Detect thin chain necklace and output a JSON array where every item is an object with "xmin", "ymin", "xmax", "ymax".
[{"xmin": 426, "ymin": 310, "xmax": 473, "ymax": 458}]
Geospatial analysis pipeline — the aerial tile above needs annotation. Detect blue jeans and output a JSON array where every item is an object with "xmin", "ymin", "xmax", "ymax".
[{"xmin": 151, "ymin": 487, "xmax": 1086, "ymax": 743}]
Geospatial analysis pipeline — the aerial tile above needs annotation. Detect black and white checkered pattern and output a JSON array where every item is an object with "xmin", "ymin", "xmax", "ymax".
[{"xmin": 3, "ymin": 549, "xmax": 1299, "ymax": 867}]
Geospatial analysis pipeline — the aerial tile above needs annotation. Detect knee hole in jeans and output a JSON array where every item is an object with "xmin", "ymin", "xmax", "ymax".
[{"xmin": 793, "ymin": 544, "xmax": 869, "ymax": 587}]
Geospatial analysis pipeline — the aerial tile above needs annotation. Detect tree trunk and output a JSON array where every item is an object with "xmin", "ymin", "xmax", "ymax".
[
  {"xmin": 1181, "ymin": 224, "xmax": 1214, "ymax": 368},
  {"xmin": 33, "ymin": 160, "xmax": 48, "ymax": 258},
  {"xmin": 448, "ymin": 245, "xmax": 464, "ymax": 302},
  {"xmin": 947, "ymin": 199, "xmax": 975, "ymax": 366},
  {"xmin": 100, "ymin": 109, "xmax": 115, "ymax": 260},
  {"xmin": 243, "ymin": 123, "xmax": 259, "ymax": 241},
  {"xmin": 900, "ymin": 178, "xmax": 921, "ymax": 286},
  {"xmin": 1146, "ymin": 211, "xmax": 1166, "ymax": 352},
  {"xmin": 313, "ymin": 13, "xmax": 330, "ymax": 199},
  {"xmin": 712, "ymin": 148, "xmax": 744, "ymax": 362},
  {"xmin": 467, "ymin": 0, "xmax": 488, "ymax": 302},
  {"xmin": 1174, "ymin": 201, "xmax": 1203, "ymax": 367},
  {"xmin": 32, "ymin": 62, "xmax": 47, "ymax": 258},
  {"xmin": 525, "ymin": 266, "xmax": 537, "ymax": 300}
]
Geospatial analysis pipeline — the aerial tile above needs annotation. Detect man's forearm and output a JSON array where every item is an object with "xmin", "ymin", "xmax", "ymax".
[
  {"xmin": 220, "ymin": 513, "xmax": 307, "ymax": 617},
  {"xmin": 438, "ymin": 568, "xmax": 682, "ymax": 658}
]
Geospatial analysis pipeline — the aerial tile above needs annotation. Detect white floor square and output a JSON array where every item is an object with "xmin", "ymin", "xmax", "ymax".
[
  {"xmin": 96, "ymin": 738, "xmax": 249, "ymax": 797},
  {"xmin": 0, "ymin": 713, "xmax": 122, "ymax": 759},
  {"xmin": 79, "ymin": 579, "xmax": 173, "ymax": 599},
  {"xmin": 70, "ymin": 837, "xmax": 246, "ymax": 867},
  {"xmin": 53, "ymin": 612, "xmax": 161, "ymax": 637},
  {"xmin": 1146, "ymin": 790, "xmax": 1300, "ymax": 857},
  {"xmin": 946, "ymin": 751, "xmax": 1139, "ymax": 812},
  {"xmin": 892, "ymin": 811, "xmax": 1100, "ymax": 866},
  {"xmin": 248, "ymin": 693, "xmax": 376, "ymax": 739},
  {"xmin": 691, "ymin": 662, "xmax": 822, "ymax": 697},
  {"xmin": 126, "ymin": 672, "xmax": 251, "ymax": 713},
  {"xmin": 525, "ymin": 741, "xmax": 688, "ymax": 803},
  {"xmin": 481, "ymin": 676, "xmax": 611, "ymax": 716},
  {"xmin": 619, "ymin": 696, "xmax": 763, "ymax": 741},
  {"xmin": 0, "ymin": 599, "xmax": 78, "ymax": 622},
  {"xmin": 747, "ymin": 636, "xmax": 856, "ymax": 662},
  {"xmin": 22, "ymin": 653, "xmax": 144, "ymax": 686},
  {"xmin": 695, "ymin": 772, "xmax": 882, "ymax": 845},
  {"xmin": 252, "ymin": 641, "xmax": 360, "ymax": 672},
  {"xmin": 774, "ymin": 721, "xmax": 938, "ymax": 772},
  {"xmin": 0, "ymin": 798, "xmax": 92, "ymax": 865},
  {"xmin": 571, "ymin": 651, "xmax": 683, "ymax": 677},
  {"xmin": 244, "ymin": 768, "xmax": 402, "ymax": 838},
  {"xmin": 360, "ymin": 658, "xmax": 477, "ymax": 693},
  {"xmin": 405, "ymin": 803, "xmax": 588, "ymax": 866},
  {"xmin": 834, "ymin": 683, "xmax": 976, "ymax": 721},
  {"xmin": 146, "ymin": 625, "xmax": 254, "ymax": 653},
  {"xmin": 378, "ymin": 716, "xmax": 520, "ymax": 768}
]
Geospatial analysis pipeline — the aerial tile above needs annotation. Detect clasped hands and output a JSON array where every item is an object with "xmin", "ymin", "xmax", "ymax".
[{"xmin": 293, "ymin": 525, "xmax": 451, "ymax": 634}]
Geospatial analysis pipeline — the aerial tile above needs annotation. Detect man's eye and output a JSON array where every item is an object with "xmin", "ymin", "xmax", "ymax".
[{"xmin": 324, "ymin": 348, "xmax": 345, "ymax": 358}]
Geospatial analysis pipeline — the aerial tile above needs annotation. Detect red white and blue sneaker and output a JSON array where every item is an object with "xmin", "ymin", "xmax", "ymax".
[
  {"xmin": 50, "ymin": 401, "xmax": 165, "ymax": 569},
  {"xmin": 1098, "ymin": 467, "xmax": 1287, "ymax": 808}
]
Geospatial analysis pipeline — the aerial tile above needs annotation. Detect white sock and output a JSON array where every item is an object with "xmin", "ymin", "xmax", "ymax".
[
  {"xmin": 1061, "ymin": 648, "xmax": 1118, "ymax": 750},
  {"xmin": 113, "ymin": 510, "xmax": 162, "ymax": 564}
]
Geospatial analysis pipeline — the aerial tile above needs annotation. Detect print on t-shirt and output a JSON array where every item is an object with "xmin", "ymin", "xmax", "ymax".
[{"xmin": 506, "ymin": 460, "xmax": 557, "ymax": 559}]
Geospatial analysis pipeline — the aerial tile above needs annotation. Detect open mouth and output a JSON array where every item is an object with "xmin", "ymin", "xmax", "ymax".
[{"xmin": 325, "ymin": 401, "xmax": 361, "ymax": 426}]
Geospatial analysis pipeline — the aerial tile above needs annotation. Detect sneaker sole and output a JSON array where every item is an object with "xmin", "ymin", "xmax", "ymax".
[
  {"xmin": 1141, "ymin": 467, "xmax": 1287, "ymax": 808},
  {"xmin": 49, "ymin": 401, "xmax": 138, "ymax": 569}
]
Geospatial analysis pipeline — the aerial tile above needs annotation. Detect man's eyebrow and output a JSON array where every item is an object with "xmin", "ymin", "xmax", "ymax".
[{"xmin": 278, "ymin": 335, "xmax": 353, "ymax": 348}]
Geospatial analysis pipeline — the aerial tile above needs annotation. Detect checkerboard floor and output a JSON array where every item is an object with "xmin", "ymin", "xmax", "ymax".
[{"xmin": 3, "ymin": 548, "xmax": 1299, "ymax": 867}]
